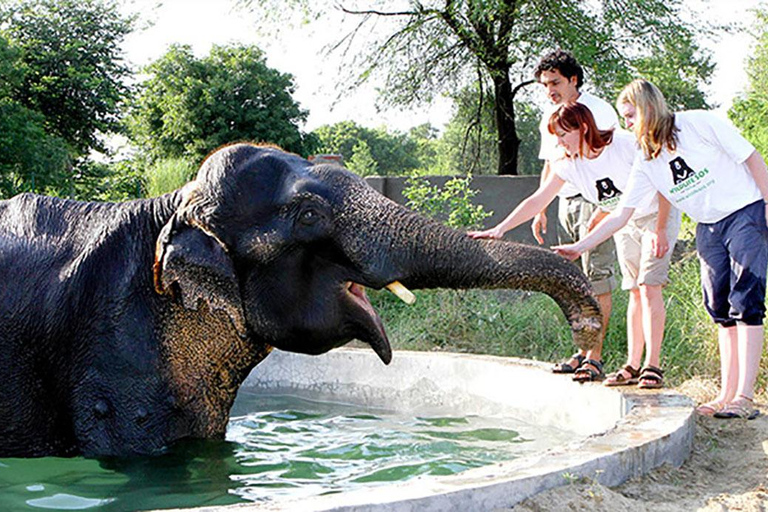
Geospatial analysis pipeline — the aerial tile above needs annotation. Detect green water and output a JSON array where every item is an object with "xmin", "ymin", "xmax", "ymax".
[{"xmin": 0, "ymin": 393, "xmax": 574, "ymax": 511}]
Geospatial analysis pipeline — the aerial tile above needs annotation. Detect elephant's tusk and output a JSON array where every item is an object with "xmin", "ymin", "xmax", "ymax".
[{"xmin": 385, "ymin": 281, "xmax": 416, "ymax": 305}]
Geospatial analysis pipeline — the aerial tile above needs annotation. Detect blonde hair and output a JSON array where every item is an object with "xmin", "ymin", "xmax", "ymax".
[{"xmin": 616, "ymin": 79, "xmax": 677, "ymax": 160}]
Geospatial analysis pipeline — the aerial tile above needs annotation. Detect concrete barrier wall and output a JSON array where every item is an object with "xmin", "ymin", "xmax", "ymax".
[{"xmin": 365, "ymin": 175, "xmax": 561, "ymax": 247}]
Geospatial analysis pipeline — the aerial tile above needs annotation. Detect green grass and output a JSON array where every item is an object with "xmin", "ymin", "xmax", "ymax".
[
  {"xmin": 370, "ymin": 288, "xmax": 571, "ymax": 360},
  {"xmin": 371, "ymin": 241, "xmax": 767, "ymax": 392},
  {"xmin": 145, "ymin": 158, "xmax": 196, "ymax": 197}
]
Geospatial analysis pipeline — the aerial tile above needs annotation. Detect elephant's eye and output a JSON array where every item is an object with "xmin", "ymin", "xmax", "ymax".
[{"xmin": 299, "ymin": 208, "xmax": 319, "ymax": 225}]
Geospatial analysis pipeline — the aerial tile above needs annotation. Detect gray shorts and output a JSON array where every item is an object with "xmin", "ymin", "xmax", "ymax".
[
  {"xmin": 558, "ymin": 195, "xmax": 617, "ymax": 296},
  {"xmin": 614, "ymin": 210, "xmax": 682, "ymax": 290}
]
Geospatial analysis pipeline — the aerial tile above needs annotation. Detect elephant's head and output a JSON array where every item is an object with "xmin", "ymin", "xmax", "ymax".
[{"xmin": 154, "ymin": 143, "xmax": 601, "ymax": 365}]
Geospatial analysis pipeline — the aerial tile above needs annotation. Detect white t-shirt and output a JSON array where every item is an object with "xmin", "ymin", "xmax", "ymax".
[
  {"xmin": 552, "ymin": 130, "xmax": 658, "ymax": 217},
  {"xmin": 619, "ymin": 110, "xmax": 758, "ymax": 224},
  {"xmin": 539, "ymin": 91, "xmax": 620, "ymax": 198}
]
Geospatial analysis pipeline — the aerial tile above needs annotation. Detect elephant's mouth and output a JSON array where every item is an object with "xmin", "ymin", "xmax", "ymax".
[{"xmin": 345, "ymin": 282, "xmax": 392, "ymax": 364}]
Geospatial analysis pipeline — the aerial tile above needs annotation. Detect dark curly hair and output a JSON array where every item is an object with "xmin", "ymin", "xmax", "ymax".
[{"xmin": 533, "ymin": 50, "xmax": 584, "ymax": 89}]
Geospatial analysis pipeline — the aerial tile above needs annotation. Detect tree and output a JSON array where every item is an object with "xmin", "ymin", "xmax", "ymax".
[
  {"xmin": 432, "ymin": 84, "xmax": 541, "ymax": 176},
  {"xmin": 630, "ymin": 32, "xmax": 715, "ymax": 111},
  {"xmin": 0, "ymin": 35, "xmax": 70, "ymax": 198},
  {"xmin": 347, "ymin": 140, "xmax": 379, "ymax": 176},
  {"xmin": 312, "ymin": 120, "xmax": 424, "ymax": 175},
  {"xmin": 0, "ymin": 0, "xmax": 134, "ymax": 157},
  {"xmin": 0, "ymin": 98, "xmax": 71, "ymax": 198},
  {"xmin": 729, "ymin": 6, "xmax": 768, "ymax": 157},
  {"xmin": 437, "ymin": 85, "xmax": 499, "ymax": 176},
  {"xmin": 406, "ymin": 123, "xmax": 441, "ymax": 173},
  {"xmin": 68, "ymin": 159, "xmax": 145, "ymax": 202},
  {"xmin": 127, "ymin": 44, "xmax": 315, "ymax": 163},
  {"xmin": 239, "ymin": 0, "xmax": 716, "ymax": 175}
]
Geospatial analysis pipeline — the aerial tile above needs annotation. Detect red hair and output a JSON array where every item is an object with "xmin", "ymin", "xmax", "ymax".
[{"xmin": 548, "ymin": 102, "xmax": 614, "ymax": 157}]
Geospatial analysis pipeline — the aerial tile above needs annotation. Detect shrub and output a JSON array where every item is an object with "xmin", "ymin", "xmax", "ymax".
[{"xmin": 402, "ymin": 175, "xmax": 491, "ymax": 230}]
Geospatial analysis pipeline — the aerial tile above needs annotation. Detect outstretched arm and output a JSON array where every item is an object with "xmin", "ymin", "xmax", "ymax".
[
  {"xmin": 468, "ymin": 174, "xmax": 565, "ymax": 240},
  {"xmin": 552, "ymin": 206, "xmax": 634, "ymax": 260}
]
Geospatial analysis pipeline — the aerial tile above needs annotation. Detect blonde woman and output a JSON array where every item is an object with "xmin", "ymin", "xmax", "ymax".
[{"xmin": 554, "ymin": 79, "xmax": 768, "ymax": 419}]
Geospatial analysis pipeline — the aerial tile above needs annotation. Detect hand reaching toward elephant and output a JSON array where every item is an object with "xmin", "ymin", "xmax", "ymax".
[
  {"xmin": 551, "ymin": 243, "xmax": 583, "ymax": 261},
  {"xmin": 466, "ymin": 225, "xmax": 505, "ymax": 239}
]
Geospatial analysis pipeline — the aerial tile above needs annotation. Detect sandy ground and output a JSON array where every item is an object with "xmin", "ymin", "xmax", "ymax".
[{"xmin": 513, "ymin": 378, "xmax": 768, "ymax": 512}]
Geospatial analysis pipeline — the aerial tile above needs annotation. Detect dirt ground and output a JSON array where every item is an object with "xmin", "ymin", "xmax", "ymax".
[{"xmin": 513, "ymin": 377, "xmax": 768, "ymax": 511}]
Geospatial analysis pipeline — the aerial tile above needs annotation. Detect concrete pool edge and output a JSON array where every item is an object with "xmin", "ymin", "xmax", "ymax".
[{"xmin": 173, "ymin": 349, "xmax": 695, "ymax": 512}]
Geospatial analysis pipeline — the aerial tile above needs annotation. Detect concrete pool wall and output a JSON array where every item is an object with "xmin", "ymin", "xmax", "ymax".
[{"xmin": 182, "ymin": 348, "xmax": 695, "ymax": 512}]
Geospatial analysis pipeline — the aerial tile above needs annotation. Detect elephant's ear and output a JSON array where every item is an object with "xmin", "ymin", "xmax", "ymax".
[{"xmin": 154, "ymin": 215, "xmax": 247, "ymax": 337}]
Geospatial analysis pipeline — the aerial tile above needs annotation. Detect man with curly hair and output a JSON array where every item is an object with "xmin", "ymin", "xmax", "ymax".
[{"xmin": 532, "ymin": 49, "xmax": 619, "ymax": 383}]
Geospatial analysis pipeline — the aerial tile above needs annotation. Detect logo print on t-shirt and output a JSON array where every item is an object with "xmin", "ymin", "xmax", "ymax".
[
  {"xmin": 595, "ymin": 177, "xmax": 621, "ymax": 202},
  {"xmin": 669, "ymin": 157, "xmax": 696, "ymax": 185}
]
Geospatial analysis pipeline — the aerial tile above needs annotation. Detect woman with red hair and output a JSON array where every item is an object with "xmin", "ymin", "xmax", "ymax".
[{"xmin": 469, "ymin": 102, "xmax": 680, "ymax": 386}]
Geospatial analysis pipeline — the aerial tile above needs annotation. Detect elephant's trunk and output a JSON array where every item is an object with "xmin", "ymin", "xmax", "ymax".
[
  {"xmin": 329, "ymin": 179, "xmax": 602, "ymax": 351},
  {"xmin": 399, "ymin": 226, "xmax": 602, "ymax": 350}
]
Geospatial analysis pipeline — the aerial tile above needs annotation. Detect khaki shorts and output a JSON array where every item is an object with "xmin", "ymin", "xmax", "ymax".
[
  {"xmin": 614, "ymin": 209, "xmax": 682, "ymax": 290},
  {"xmin": 558, "ymin": 195, "xmax": 617, "ymax": 296}
]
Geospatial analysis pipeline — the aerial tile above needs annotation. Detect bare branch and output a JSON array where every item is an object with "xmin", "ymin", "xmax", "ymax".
[
  {"xmin": 339, "ymin": 5, "xmax": 418, "ymax": 17},
  {"xmin": 511, "ymin": 78, "xmax": 536, "ymax": 100}
]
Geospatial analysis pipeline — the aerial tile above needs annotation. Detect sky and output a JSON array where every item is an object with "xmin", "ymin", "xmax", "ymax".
[{"xmin": 120, "ymin": 0, "xmax": 764, "ymax": 133}]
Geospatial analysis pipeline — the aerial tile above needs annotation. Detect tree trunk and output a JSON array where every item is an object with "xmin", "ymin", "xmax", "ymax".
[{"xmin": 492, "ymin": 71, "xmax": 520, "ymax": 175}]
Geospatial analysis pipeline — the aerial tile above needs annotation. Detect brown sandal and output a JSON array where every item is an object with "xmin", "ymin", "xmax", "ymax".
[
  {"xmin": 637, "ymin": 366, "xmax": 664, "ymax": 389},
  {"xmin": 604, "ymin": 365, "xmax": 640, "ymax": 387}
]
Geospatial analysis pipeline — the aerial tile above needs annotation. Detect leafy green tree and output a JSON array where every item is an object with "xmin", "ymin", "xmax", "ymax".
[
  {"xmin": 312, "ymin": 121, "xmax": 423, "ymax": 175},
  {"xmin": 514, "ymin": 101, "xmax": 542, "ymax": 176},
  {"xmin": 0, "ymin": 0, "xmax": 134, "ymax": 156},
  {"xmin": 406, "ymin": 123, "xmax": 441, "ymax": 173},
  {"xmin": 240, "ymin": 0, "xmax": 716, "ymax": 175},
  {"xmin": 729, "ymin": 6, "xmax": 768, "ymax": 157},
  {"xmin": 127, "ymin": 44, "xmax": 314, "ymax": 163},
  {"xmin": 630, "ymin": 33, "xmax": 714, "ymax": 111},
  {"xmin": 437, "ymin": 86, "xmax": 498, "ymax": 176},
  {"xmin": 68, "ymin": 159, "xmax": 145, "ymax": 202},
  {"xmin": 0, "ymin": 35, "xmax": 70, "ymax": 198},
  {"xmin": 0, "ymin": 98, "xmax": 71, "ymax": 198},
  {"xmin": 347, "ymin": 140, "xmax": 379, "ymax": 176},
  {"xmin": 433, "ymin": 84, "xmax": 539, "ymax": 176}
]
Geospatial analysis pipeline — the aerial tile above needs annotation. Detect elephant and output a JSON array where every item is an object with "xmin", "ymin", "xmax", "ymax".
[{"xmin": 0, "ymin": 143, "xmax": 601, "ymax": 458}]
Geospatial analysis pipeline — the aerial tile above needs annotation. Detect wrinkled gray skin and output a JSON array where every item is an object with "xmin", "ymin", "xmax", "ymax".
[{"xmin": 0, "ymin": 143, "xmax": 601, "ymax": 458}]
